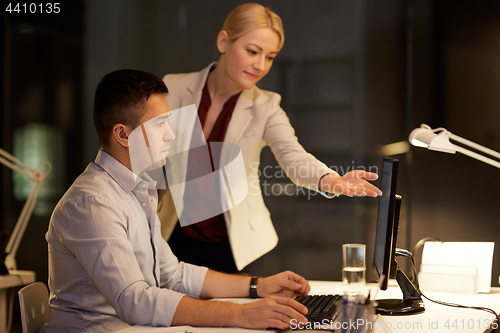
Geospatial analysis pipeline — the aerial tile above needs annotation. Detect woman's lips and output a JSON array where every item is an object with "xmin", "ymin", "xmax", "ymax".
[{"xmin": 244, "ymin": 71, "xmax": 259, "ymax": 79}]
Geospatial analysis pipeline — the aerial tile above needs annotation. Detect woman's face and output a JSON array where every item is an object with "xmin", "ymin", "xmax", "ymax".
[{"xmin": 220, "ymin": 27, "xmax": 280, "ymax": 91}]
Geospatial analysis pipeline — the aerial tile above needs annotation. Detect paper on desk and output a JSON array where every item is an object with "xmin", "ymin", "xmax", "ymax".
[
  {"xmin": 421, "ymin": 242, "xmax": 494, "ymax": 293},
  {"xmin": 117, "ymin": 325, "xmax": 212, "ymax": 332}
]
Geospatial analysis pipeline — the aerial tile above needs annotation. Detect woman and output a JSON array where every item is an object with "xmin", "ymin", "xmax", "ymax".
[{"xmin": 158, "ymin": 3, "xmax": 381, "ymax": 275}]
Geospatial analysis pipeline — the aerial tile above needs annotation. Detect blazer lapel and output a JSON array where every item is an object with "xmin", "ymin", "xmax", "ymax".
[
  {"xmin": 167, "ymin": 64, "xmax": 215, "ymax": 198},
  {"xmin": 224, "ymin": 88, "xmax": 254, "ymax": 145},
  {"xmin": 179, "ymin": 61, "xmax": 254, "ymax": 147},
  {"xmin": 172, "ymin": 63, "xmax": 215, "ymax": 154},
  {"xmin": 219, "ymin": 87, "xmax": 254, "ymax": 182},
  {"xmin": 185, "ymin": 63, "xmax": 215, "ymax": 109},
  {"xmin": 173, "ymin": 63, "xmax": 255, "ymax": 175}
]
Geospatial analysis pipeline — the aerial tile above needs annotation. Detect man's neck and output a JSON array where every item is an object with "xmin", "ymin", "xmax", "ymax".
[{"xmin": 101, "ymin": 145, "xmax": 132, "ymax": 171}]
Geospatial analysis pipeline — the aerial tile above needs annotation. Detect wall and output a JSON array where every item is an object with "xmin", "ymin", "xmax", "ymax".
[{"xmin": 409, "ymin": 0, "xmax": 500, "ymax": 288}]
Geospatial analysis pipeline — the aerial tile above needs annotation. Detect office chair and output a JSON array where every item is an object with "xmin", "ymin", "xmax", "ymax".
[{"xmin": 18, "ymin": 282, "xmax": 50, "ymax": 333}]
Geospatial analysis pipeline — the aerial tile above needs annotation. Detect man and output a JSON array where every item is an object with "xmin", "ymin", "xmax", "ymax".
[{"xmin": 42, "ymin": 69, "xmax": 310, "ymax": 332}]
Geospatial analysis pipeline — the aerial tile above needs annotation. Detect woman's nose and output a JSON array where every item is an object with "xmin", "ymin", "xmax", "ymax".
[{"xmin": 253, "ymin": 55, "xmax": 265, "ymax": 71}]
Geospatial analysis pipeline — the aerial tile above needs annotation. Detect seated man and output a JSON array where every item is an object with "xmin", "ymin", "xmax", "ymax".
[{"xmin": 42, "ymin": 69, "xmax": 309, "ymax": 333}]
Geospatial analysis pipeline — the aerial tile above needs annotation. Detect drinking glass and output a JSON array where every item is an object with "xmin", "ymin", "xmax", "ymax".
[{"xmin": 342, "ymin": 243, "xmax": 366, "ymax": 296}]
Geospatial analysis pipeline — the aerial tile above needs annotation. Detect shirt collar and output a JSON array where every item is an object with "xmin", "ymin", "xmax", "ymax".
[{"xmin": 95, "ymin": 150, "xmax": 157, "ymax": 193}]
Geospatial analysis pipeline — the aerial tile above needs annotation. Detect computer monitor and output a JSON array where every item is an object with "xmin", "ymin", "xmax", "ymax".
[
  {"xmin": 373, "ymin": 157, "xmax": 400, "ymax": 290},
  {"xmin": 373, "ymin": 157, "xmax": 425, "ymax": 315}
]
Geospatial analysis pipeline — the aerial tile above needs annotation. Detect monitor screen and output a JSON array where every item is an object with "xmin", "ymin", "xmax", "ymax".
[
  {"xmin": 373, "ymin": 157, "xmax": 399, "ymax": 290},
  {"xmin": 372, "ymin": 157, "xmax": 425, "ymax": 315}
]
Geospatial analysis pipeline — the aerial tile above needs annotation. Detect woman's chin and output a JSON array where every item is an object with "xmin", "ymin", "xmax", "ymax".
[{"xmin": 238, "ymin": 80, "xmax": 258, "ymax": 91}]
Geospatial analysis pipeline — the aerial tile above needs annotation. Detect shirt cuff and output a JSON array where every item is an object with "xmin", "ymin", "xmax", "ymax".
[
  {"xmin": 319, "ymin": 190, "xmax": 339, "ymax": 199},
  {"xmin": 318, "ymin": 172, "xmax": 341, "ymax": 198}
]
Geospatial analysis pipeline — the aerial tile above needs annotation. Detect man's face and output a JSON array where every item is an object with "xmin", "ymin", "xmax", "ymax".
[
  {"xmin": 140, "ymin": 94, "xmax": 175, "ymax": 161},
  {"xmin": 129, "ymin": 93, "xmax": 175, "ymax": 174}
]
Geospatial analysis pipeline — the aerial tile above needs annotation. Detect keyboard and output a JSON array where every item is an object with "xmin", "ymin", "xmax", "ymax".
[{"xmin": 295, "ymin": 294, "xmax": 340, "ymax": 323}]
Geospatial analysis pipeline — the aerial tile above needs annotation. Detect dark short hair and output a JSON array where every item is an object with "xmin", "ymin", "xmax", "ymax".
[{"xmin": 93, "ymin": 69, "xmax": 169, "ymax": 147}]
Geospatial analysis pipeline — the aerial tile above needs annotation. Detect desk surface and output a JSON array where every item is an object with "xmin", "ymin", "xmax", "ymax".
[
  {"xmin": 118, "ymin": 281, "xmax": 500, "ymax": 333},
  {"xmin": 0, "ymin": 270, "xmax": 35, "ymax": 289}
]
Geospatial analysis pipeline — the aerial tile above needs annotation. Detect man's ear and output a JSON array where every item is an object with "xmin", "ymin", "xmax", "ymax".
[
  {"xmin": 217, "ymin": 30, "xmax": 229, "ymax": 54},
  {"xmin": 112, "ymin": 123, "xmax": 131, "ymax": 148}
]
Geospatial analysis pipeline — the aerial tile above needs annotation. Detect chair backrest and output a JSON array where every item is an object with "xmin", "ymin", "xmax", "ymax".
[{"xmin": 18, "ymin": 282, "xmax": 50, "ymax": 333}]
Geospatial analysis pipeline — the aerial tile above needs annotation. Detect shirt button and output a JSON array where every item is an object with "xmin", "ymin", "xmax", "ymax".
[{"xmin": 141, "ymin": 202, "xmax": 146, "ymax": 207}]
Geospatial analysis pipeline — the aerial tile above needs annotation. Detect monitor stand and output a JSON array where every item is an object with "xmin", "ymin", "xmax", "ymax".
[{"xmin": 376, "ymin": 265, "xmax": 425, "ymax": 315}]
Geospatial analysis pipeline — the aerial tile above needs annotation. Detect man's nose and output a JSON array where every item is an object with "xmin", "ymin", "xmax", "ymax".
[{"xmin": 163, "ymin": 125, "xmax": 175, "ymax": 142}]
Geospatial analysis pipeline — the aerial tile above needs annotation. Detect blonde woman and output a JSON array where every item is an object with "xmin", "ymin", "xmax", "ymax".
[{"xmin": 158, "ymin": 3, "xmax": 381, "ymax": 275}]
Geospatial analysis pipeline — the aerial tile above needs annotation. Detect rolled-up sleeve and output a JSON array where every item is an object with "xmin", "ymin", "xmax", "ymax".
[
  {"xmin": 116, "ymin": 258, "xmax": 208, "ymax": 326},
  {"xmin": 158, "ymin": 237, "xmax": 208, "ymax": 298},
  {"xmin": 115, "ymin": 281, "xmax": 185, "ymax": 326}
]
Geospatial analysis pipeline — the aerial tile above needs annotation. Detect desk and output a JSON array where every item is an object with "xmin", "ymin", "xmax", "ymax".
[
  {"xmin": 117, "ymin": 281, "xmax": 500, "ymax": 333},
  {"xmin": 0, "ymin": 270, "xmax": 35, "ymax": 333},
  {"xmin": 311, "ymin": 281, "xmax": 500, "ymax": 333}
]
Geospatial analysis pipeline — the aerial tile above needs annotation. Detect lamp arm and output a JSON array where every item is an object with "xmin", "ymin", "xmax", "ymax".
[
  {"xmin": 0, "ymin": 156, "xmax": 33, "ymax": 180},
  {"xmin": 453, "ymin": 145, "xmax": 500, "ymax": 169},
  {"xmin": 5, "ymin": 181, "xmax": 43, "ymax": 260},
  {"xmin": 0, "ymin": 147, "xmax": 52, "ymax": 272},
  {"xmin": 448, "ymin": 133, "xmax": 500, "ymax": 160},
  {"xmin": 410, "ymin": 124, "xmax": 500, "ymax": 169}
]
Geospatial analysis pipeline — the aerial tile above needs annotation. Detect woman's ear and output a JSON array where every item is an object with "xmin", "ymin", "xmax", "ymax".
[
  {"xmin": 217, "ymin": 30, "xmax": 229, "ymax": 54},
  {"xmin": 112, "ymin": 123, "xmax": 131, "ymax": 148}
]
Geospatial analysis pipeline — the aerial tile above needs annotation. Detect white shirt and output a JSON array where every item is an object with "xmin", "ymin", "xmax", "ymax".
[{"xmin": 42, "ymin": 151, "xmax": 208, "ymax": 332}]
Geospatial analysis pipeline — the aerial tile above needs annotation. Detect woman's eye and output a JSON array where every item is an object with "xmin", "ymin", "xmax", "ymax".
[
  {"xmin": 247, "ymin": 49, "xmax": 257, "ymax": 55},
  {"xmin": 267, "ymin": 56, "xmax": 275, "ymax": 61},
  {"xmin": 157, "ymin": 121, "xmax": 164, "ymax": 127}
]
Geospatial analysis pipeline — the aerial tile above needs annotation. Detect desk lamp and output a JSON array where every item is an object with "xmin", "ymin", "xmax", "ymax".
[
  {"xmin": 409, "ymin": 124, "xmax": 500, "ymax": 169},
  {"xmin": 0, "ymin": 147, "xmax": 51, "ymax": 275}
]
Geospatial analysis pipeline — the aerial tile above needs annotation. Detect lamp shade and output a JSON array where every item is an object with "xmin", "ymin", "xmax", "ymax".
[{"xmin": 409, "ymin": 125, "xmax": 456, "ymax": 153}]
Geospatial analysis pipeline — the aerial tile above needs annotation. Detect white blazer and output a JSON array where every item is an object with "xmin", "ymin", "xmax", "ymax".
[{"xmin": 160, "ymin": 63, "xmax": 336, "ymax": 270}]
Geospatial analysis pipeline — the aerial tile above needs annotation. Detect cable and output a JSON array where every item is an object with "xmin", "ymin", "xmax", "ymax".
[
  {"xmin": 420, "ymin": 293, "xmax": 499, "ymax": 333},
  {"xmin": 412, "ymin": 236, "xmax": 441, "ymax": 261},
  {"xmin": 401, "ymin": 250, "xmax": 499, "ymax": 332},
  {"xmin": 409, "ymin": 237, "xmax": 441, "ymax": 282}
]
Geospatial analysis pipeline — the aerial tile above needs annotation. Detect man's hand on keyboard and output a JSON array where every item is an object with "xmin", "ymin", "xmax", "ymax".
[
  {"xmin": 174, "ymin": 270, "xmax": 311, "ymax": 329},
  {"xmin": 236, "ymin": 295, "xmax": 308, "ymax": 330},
  {"xmin": 257, "ymin": 271, "xmax": 311, "ymax": 298}
]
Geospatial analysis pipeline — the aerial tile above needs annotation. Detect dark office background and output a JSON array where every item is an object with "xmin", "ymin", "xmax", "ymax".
[{"xmin": 2, "ymin": 0, "xmax": 500, "ymax": 331}]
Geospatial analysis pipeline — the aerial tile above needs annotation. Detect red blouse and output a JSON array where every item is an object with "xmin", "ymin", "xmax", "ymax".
[{"xmin": 175, "ymin": 82, "xmax": 241, "ymax": 243}]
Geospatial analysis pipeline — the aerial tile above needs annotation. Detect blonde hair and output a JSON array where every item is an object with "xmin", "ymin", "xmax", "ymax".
[{"xmin": 221, "ymin": 3, "xmax": 284, "ymax": 52}]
